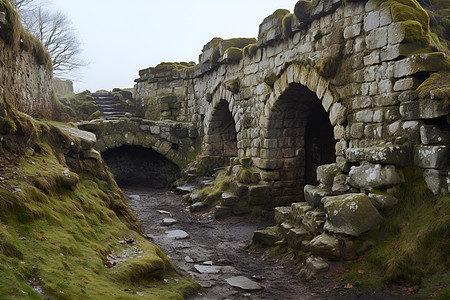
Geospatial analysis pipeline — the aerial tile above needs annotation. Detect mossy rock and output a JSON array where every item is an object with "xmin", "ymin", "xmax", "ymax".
[
  {"xmin": 225, "ymin": 79, "xmax": 240, "ymax": 94},
  {"xmin": 221, "ymin": 47, "xmax": 244, "ymax": 63},
  {"xmin": 219, "ymin": 38, "xmax": 256, "ymax": 56},
  {"xmin": 0, "ymin": 117, "xmax": 17, "ymax": 134},
  {"xmin": 243, "ymin": 43, "xmax": 258, "ymax": 57},
  {"xmin": 416, "ymin": 72, "xmax": 450, "ymax": 105},
  {"xmin": 88, "ymin": 110, "xmax": 101, "ymax": 121},
  {"xmin": 315, "ymin": 56, "xmax": 339, "ymax": 77}
]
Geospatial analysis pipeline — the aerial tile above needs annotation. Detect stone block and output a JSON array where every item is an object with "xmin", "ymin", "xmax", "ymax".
[
  {"xmin": 348, "ymin": 162, "xmax": 402, "ymax": 189},
  {"xmin": 346, "ymin": 146, "xmax": 411, "ymax": 166},
  {"xmin": 363, "ymin": 50, "xmax": 380, "ymax": 66},
  {"xmin": 305, "ymin": 256, "xmax": 329, "ymax": 281},
  {"xmin": 253, "ymin": 158, "xmax": 283, "ymax": 170},
  {"xmin": 344, "ymin": 23, "xmax": 362, "ymax": 39},
  {"xmin": 290, "ymin": 202, "xmax": 314, "ymax": 224},
  {"xmin": 419, "ymin": 99, "xmax": 450, "ymax": 119},
  {"xmin": 350, "ymin": 123, "xmax": 364, "ymax": 139},
  {"xmin": 322, "ymin": 193, "xmax": 382, "ymax": 237},
  {"xmin": 329, "ymin": 102, "xmax": 347, "ymax": 126},
  {"xmin": 287, "ymin": 227, "xmax": 309, "ymax": 250},
  {"xmin": 302, "ymin": 210, "xmax": 326, "ymax": 236},
  {"xmin": 423, "ymin": 169, "xmax": 442, "ymax": 195},
  {"xmin": 61, "ymin": 127, "xmax": 97, "ymax": 150},
  {"xmin": 316, "ymin": 163, "xmax": 341, "ymax": 189},
  {"xmin": 248, "ymin": 185, "xmax": 272, "ymax": 205},
  {"xmin": 304, "ymin": 185, "xmax": 332, "ymax": 208},
  {"xmin": 332, "ymin": 174, "xmax": 350, "ymax": 193},
  {"xmin": 274, "ymin": 206, "xmax": 292, "ymax": 225},
  {"xmin": 399, "ymin": 101, "xmax": 420, "ymax": 120},
  {"xmin": 393, "ymin": 53, "xmax": 449, "ymax": 78},
  {"xmin": 393, "ymin": 77, "xmax": 421, "ymax": 91},
  {"xmin": 420, "ymin": 125, "xmax": 450, "ymax": 145},
  {"xmin": 365, "ymin": 27, "xmax": 388, "ymax": 49},
  {"xmin": 310, "ymin": 233, "xmax": 341, "ymax": 260},
  {"xmin": 368, "ymin": 193, "xmax": 399, "ymax": 210},
  {"xmin": 415, "ymin": 146, "xmax": 448, "ymax": 169},
  {"xmin": 215, "ymin": 206, "xmax": 233, "ymax": 220},
  {"xmin": 364, "ymin": 10, "xmax": 380, "ymax": 32},
  {"xmin": 381, "ymin": 43, "xmax": 421, "ymax": 62},
  {"xmin": 398, "ymin": 90, "xmax": 418, "ymax": 102},
  {"xmin": 222, "ymin": 192, "xmax": 238, "ymax": 206},
  {"xmin": 253, "ymin": 229, "xmax": 282, "ymax": 246}
]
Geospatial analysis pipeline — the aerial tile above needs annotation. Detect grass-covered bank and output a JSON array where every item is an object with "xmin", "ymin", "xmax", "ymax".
[
  {"xmin": 0, "ymin": 101, "xmax": 199, "ymax": 298},
  {"xmin": 342, "ymin": 167, "xmax": 450, "ymax": 298}
]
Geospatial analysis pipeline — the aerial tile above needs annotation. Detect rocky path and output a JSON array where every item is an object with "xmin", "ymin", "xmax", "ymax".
[{"xmin": 124, "ymin": 187, "xmax": 399, "ymax": 300}]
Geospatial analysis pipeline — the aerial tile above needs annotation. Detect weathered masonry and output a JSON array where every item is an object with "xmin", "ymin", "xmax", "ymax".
[{"xmin": 129, "ymin": 0, "xmax": 449, "ymax": 206}]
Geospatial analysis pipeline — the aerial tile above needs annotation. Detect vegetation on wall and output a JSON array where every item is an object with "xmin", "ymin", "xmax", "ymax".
[{"xmin": 0, "ymin": 0, "xmax": 51, "ymax": 70}]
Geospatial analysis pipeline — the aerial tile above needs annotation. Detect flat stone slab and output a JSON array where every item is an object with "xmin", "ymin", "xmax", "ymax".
[
  {"xmin": 225, "ymin": 276, "xmax": 263, "ymax": 291},
  {"xmin": 162, "ymin": 218, "xmax": 178, "ymax": 226},
  {"xmin": 157, "ymin": 210, "xmax": 170, "ymax": 215},
  {"xmin": 194, "ymin": 265, "xmax": 239, "ymax": 274},
  {"xmin": 165, "ymin": 230, "xmax": 190, "ymax": 240},
  {"xmin": 175, "ymin": 184, "xmax": 197, "ymax": 194}
]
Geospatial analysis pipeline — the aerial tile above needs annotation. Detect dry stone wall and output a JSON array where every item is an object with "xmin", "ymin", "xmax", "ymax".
[
  {"xmin": 0, "ymin": 10, "xmax": 56, "ymax": 120},
  {"xmin": 134, "ymin": 0, "xmax": 450, "ymax": 203}
]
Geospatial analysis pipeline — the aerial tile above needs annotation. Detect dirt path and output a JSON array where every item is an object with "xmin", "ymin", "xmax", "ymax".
[{"xmin": 124, "ymin": 187, "xmax": 400, "ymax": 300}]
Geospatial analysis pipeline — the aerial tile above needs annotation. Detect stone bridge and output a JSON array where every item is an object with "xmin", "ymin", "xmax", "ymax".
[{"xmin": 84, "ymin": 0, "xmax": 449, "ymax": 201}]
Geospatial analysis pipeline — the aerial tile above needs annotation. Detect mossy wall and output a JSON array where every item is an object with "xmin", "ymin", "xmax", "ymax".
[{"xmin": 0, "ymin": 0, "xmax": 61, "ymax": 121}]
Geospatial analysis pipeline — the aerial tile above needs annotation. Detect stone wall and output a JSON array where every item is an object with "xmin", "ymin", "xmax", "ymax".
[
  {"xmin": 0, "ymin": 6, "xmax": 56, "ymax": 120},
  {"xmin": 134, "ymin": 0, "xmax": 450, "ymax": 201}
]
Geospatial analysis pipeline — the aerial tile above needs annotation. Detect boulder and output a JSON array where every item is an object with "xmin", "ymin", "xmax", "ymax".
[
  {"xmin": 415, "ymin": 146, "xmax": 448, "ymax": 169},
  {"xmin": 316, "ymin": 163, "xmax": 341, "ymax": 189},
  {"xmin": 221, "ymin": 192, "xmax": 238, "ymax": 206},
  {"xmin": 305, "ymin": 256, "xmax": 330, "ymax": 280},
  {"xmin": 287, "ymin": 227, "xmax": 309, "ymax": 249},
  {"xmin": 310, "ymin": 233, "xmax": 341, "ymax": 260},
  {"xmin": 322, "ymin": 193, "xmax": 382, "ymax": 237},
  {"xmin": 346, "ymin": 146, "xmax": 411, "ymax": 167},
  {"xmin": 61, "ymin": 127, "xmax": 97, "ymax": 150},
  {"xmin": 253, "ymin": 228, "xmax": 282, "ymax": 246},
  {"xmin": 368, "ymin": 193, "xmax": 399, "ymax": 210},
  {"xmin": 348, "ymin": 163, "xmax": 402, "ymax": 190},
  {"xmin": 304, "ymin": 185, "xmax": 332, "ymax": 207}
]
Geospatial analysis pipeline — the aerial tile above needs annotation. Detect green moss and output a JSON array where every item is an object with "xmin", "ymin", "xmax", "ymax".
[
  {"xmin": 221, "ymin": 47, "xmax": 243, "ymax": 63},
  {"xmin": 225, "ymin": 79, "xmax": 240, "ymax": 94},
  {"xmin": 315, "ymin": 56, "xmax": 339, "ymax": 77},
  {"xmin": 0, "ymin": 117, "xmax": 17, "ymax": 134},
  {"xmin": 381, "ymin": 0, "xmax": 430, "ymax": 33},
  {"xmin": 400, "ymin": 20, "xmax": 430, "ymax": 45},
  {"xmin": 416, "ymin": 72, "xmax": 450, "ymax": 105},
  {"xmin": 282, "ymin": 13, "xmax": 294, "ymax": 40},
  {"xmin": 243, "ymin": 43, "xmax": 258, "ymax": 57},
  {"xmin": 219, "ymin": 38, "xmax": 256, "ymax": 55}
]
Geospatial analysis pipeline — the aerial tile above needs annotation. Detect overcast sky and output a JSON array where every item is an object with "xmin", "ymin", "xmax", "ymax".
[{"xmin": 49, "ymin": 0, "xmax": 297, "ymax": 92}]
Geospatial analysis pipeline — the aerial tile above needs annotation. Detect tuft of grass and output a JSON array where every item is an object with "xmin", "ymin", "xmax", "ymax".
[{"xmin": 342, "ymin": 167, "xmax": 450, "ymax": 297}]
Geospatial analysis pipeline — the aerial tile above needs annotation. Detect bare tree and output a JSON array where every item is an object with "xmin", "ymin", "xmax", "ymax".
[{"xmin": 14, "ymin": 1, "xmax": 86, "ymax": 79}]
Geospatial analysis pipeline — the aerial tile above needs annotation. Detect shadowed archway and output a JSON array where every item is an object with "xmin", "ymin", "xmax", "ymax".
[
  {"xmin": 205, "ymin": 99, "xmax": 238, "ymax": 164},
  {"xmin": 102, "ymin": 146, "xmax": 180, "ymax": 188},
  {"xmin": 263, "ymin": 83, "xmax": 335, "ymax": 205}
]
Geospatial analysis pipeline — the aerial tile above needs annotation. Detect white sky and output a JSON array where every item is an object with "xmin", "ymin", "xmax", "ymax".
[{"xmin": 50, "ymin": 0, "xmax": 297, "ymax": 92}]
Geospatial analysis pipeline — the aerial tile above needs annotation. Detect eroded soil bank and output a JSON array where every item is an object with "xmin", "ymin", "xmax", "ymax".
[{"xmin": 123, "ymin": 187, "xmax": 403, "ymax": 300}]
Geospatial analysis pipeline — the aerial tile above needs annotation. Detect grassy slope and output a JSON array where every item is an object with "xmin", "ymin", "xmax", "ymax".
[
  {"xmin": 342, "ymin": 168, "xmax": 450, "ymax": 298},
  {"xmin": 0, "ymin": 111, "xmax": 199, "ymax": 299}
]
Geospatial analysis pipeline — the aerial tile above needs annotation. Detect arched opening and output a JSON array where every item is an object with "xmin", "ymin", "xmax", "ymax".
[
  {"xmin": 102, "ymin": 146, "xmax": 180, "ymax": 188},
  {"xmin": 205, "ymin": 99, "xmax": 238, "ymax": 164},
  {"xmin": 263, "ymin": 83, "xmax": 335, "ymax": 206}
]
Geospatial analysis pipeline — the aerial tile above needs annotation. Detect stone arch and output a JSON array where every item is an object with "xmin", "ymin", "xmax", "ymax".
[
  {"xmin": 260, "ymin": 65, "xmax": 339, "ymax": 206},
  {"xmin": 102, "ymin": 145, "xmax": 180, "ymax": 188},
  {"xmin": 204, "ymin": 98, "xmax": 238, "ymax": 165}
]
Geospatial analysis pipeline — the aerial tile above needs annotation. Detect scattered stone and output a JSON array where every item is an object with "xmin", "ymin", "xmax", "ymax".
[
  {"xmin": 290, "ymin": 202, "xmax": 314, "ymax": 224},
  {"xmin": 203, "ymin": 261, "xmax": 213, "ymax": 266},
  {"xmin": 252, "ymin": 229, "xmax": 282, "ymax": 246},
  {"xmin": 368, "ymin": 193, "xmax": 399, "ymax": 210},
  {"xmin": 348, "ymin": 162, "xmax": 402, "ymax": 189},
  {"xmin": 221, "ymin": 192, "xmax": 238, "ymax": 206},
  {"xmin": 215, "ymin": 206, "xmax": 232, "ymax": 220},
  {"xmin": 165, "ymin": 230, "xmax": 190, "ymax": 240},
  {"xmin": 322, "ymin": 193, "xmax": 383, "ymax": 237},
  {"xmin": 225, "ymin": 276, "xmax": 263, "ymax": 291},
  {"xmin": 287, "ymin": 227, "xmax": 309, "ymax": 249},
  {"xmin": 185, "ymin": 256, "xmax": 194, "ymax": 263},
  {"xmin": 157, "ymin": 210, "xmax": 171, "ymax": 215},
  {"xmin": 309, "ymin": 233, "xmax": 341, "ymax": 261},
  {"xmin": 162, "ymin": 218, "xmax": 178, "ymax": 226},
  {"xmin": 190, "ymin": 202, "xmax": 206, "ymax": 213},
  {"xmin": 194, "ymin": 265, "xmax": 238, "ymax": 274},
  {"xmin": 175, "ymin": 184, "xmax": 197, "ymax": 195},
  {"xmin": 301, "ymin": 210, "xmax": 326, "ymax": 236},
  {"xmin": 305, "ymin": 256, "xmax": 329, "ymax": 280}
]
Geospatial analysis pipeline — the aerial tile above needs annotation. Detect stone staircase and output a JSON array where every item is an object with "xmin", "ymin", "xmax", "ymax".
[{"xmin": 92, "ymin": 92, "xmax": 128, "ymax": 119}]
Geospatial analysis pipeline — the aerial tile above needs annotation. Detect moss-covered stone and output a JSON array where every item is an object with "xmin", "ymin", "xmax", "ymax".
[
  {"xmin": 243, "ymin": 43, "xmax": 258, "ymax": 57},
  {"xmin": 221, "ymin": 47, "xmax": 244, "ymax": 63},
  {"xmin": 315, "ymin": 56, "xmax": 339, "ymax": 78},
  {"xmin": 0, "ymin": 117, "xmax": 17, "ymax": 134},
  {"xmin": 225, "ymin": 79, "xmax": 240, "ymax": 94}
]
